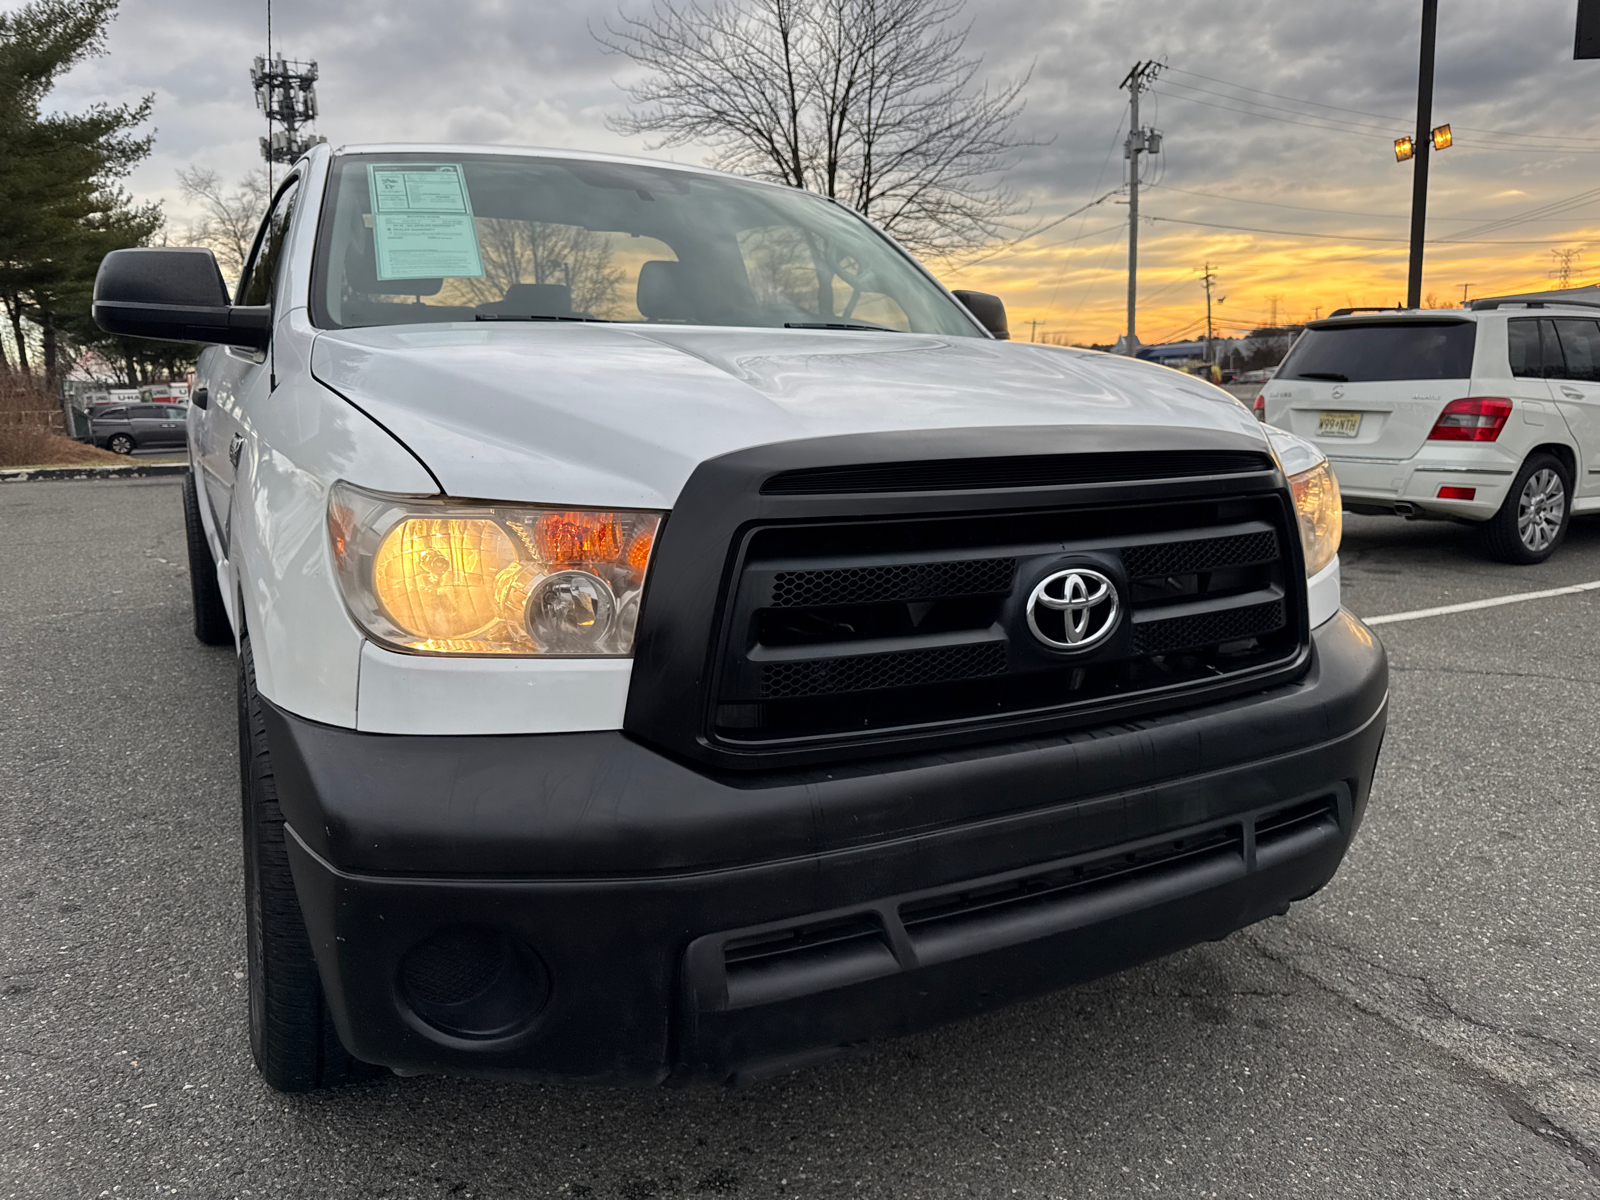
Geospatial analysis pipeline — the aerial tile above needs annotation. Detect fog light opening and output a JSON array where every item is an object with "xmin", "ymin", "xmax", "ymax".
[{"xmin": 399, "ymin": 927, "xmax": 550, "ymax": 1040}]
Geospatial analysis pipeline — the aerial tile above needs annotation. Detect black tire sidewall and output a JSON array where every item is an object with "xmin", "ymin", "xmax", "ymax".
[
  {"xmin": 109, "ymin": 435, "xmax": 134, "ymax": 454},
  {"xmin": 237, "ymin": 639, "xmax": 377, "ymax": 1091},
  {"xmin": 182, "ymin": 471, "xmax": 233, "ymax": 645},
  {"xmin": 1483, "ymin": 452, "xmax": 1572, "ymax": 565}
]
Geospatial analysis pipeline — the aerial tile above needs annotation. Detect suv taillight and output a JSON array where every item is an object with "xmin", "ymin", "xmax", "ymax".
[
  {"xmin": 1253, "ymin": 394, "xmax": 1266, "ymax": 421},
  {"xmin": 1428, "ymin": 397, "xmax": 1511, "ymax": 442}
]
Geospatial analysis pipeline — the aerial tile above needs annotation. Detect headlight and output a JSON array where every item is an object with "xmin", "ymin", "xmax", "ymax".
[
  {"xmin": 1289, "ymin": 460, "xmax": 1342, "ymax": 577},
  {"xmin": 327, "ymin": 481, "xmax": 661, "ymax": 656}
]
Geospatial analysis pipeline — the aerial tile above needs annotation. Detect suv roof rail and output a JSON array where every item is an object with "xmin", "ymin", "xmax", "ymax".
[
  {"xmin": 1469, "ymin": 298, "xmax": 1600, "ymax": 312},
  {"xmin": 1327, "ymin": 306, "xmax": 1404, "ymax": 317}
]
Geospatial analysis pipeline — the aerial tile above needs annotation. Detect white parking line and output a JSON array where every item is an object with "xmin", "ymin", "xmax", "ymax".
[{"xmin": 1365, "ymin": 579, "xmax": 1600, "ymax": 626}]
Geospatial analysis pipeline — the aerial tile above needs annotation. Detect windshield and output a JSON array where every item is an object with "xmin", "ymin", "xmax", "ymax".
[
  {"xmin": 311, "ymin": 153, "xmax": 982, "ymax": 337},
  {"xmin": 1277, "ymin": 321, "xmax": 1476, "ymax": 382}
]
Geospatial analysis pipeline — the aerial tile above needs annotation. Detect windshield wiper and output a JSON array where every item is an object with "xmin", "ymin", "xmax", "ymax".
[
  {"xmin": 1294, "ymin": 371, "xmax": 1349, "ymax": 381},
  {"xmin": 475, "ymin": 314, "xmax": 614, "ymax": 323},
  {"xmin": 784, "ymin": 321, "xmax": 894, "ymax": 332}
]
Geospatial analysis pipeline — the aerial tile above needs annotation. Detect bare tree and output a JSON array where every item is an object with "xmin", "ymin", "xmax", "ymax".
[
  {"xmin": 597, "ymin": 0, "xmax": 1035, "ymax": 258},
  {"xmin": 461, "ymin": 219, "xmax": 625, "ymax": 314},
  {"xmin": 177, "ymin": 167, "xmax": 269, "ymax": 283}
]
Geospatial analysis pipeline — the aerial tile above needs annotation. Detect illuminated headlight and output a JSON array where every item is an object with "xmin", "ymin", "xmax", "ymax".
[
  {"xmin": 1290, "ymin": 459, "xmax": 1342, "ymax": 577},
  {"xmin": 327, "ymin": 481, "xmax": 661, "ymax": 656},
  {"xmin": 1263, "ymin": 426, "xmax": 1342, "ymax": 578}
]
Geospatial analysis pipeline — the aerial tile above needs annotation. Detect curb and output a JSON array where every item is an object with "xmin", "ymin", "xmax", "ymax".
[{"xmin": 0, "ymin": 462, "xmax": 189, "ymax": 483}]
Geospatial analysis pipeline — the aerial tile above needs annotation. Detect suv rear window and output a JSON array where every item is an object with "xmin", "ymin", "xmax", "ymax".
[{"xmin": 1277, "ymin": 321, "xmax": 1476, "ymax": 382}]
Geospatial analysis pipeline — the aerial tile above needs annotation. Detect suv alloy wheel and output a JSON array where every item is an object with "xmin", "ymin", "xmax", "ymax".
[{"xmin": 1482, "ymin": 451, "xmax": 1571, "ymax": 564}]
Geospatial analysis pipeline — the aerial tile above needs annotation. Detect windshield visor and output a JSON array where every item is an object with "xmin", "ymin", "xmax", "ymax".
[{"xmin": 311, "ymin": 153, "xmax": 983, "ymax": 337}]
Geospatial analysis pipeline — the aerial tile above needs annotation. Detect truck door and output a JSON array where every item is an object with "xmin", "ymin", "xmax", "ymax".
[{"xmin": 196, "ymin": 176, "xmax": 300, "ymax": 556}]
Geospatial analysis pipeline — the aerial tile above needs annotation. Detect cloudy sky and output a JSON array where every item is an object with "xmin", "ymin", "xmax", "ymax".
[{"xmin": 18, "ymin": 0, "xmax": 1600, "ymax": 343}]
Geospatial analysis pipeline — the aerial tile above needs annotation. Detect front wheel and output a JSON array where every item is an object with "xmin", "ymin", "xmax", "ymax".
[
  {"xmin": 239, "ymin": 638, "xmax": 379, "ymax": 1092},
  {"xmin": 182, "ymin": 471, "xmax": 232, "ymax": 646},
  {"xmin": 107, "ymin": 433, "xmax": 134, "ymax": 454},
  {"xmin": 1480, "ymin": 451, "xmax": 1571, "ymax": 564}
]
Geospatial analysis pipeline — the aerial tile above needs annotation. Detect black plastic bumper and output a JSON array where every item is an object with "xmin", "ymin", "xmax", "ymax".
[{"xmin": 270, "ymin": 609, "xmax": 1387, "ymax": 1086}]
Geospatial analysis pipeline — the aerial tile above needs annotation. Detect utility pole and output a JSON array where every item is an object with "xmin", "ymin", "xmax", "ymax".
[
  {"xmin": 1027, "ymin": 319, "xmax": 1044, "ymax": 343},
  {"xmin": 1200, "ymin": 263, "xmax": 1219, "ymax": 363},
  {"xmin": 1459, "ymin": 283, "xmax": 1476, "ymax": 305},
  {"xmin": 1406, "ymin": 0, "xmax": 1439, "ymax": 309},
  {"xmin": 1120, "ymin": 60, "xmax": 1163, "ymax": 356}
]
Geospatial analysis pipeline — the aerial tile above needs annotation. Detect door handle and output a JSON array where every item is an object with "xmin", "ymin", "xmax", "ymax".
[
  {"xmin": 1560, "ymin": 386, "xmax": 1584, "ymax": 399},
  {"xmin": 228, "ymin": 432, "xmax": 244, "ymax": 469}
]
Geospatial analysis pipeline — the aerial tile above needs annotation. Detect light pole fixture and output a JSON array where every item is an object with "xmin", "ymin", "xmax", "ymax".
[
  {"xmin": 1395, "ymin": 136, "xmax": 1415, "ymax": 162},
  {"xmin": 1404, "ymin": 0, "xmax": 1439, "ymax": 310},
  {"xmin": 1431, "ymin": 123, "xmax": 1453, "ymax": 150}
]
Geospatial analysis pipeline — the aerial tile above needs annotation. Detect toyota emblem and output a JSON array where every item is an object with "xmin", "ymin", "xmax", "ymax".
[{"xmin": 1026, "ymin": 568, "xmax": 1121, "ymax": 652}]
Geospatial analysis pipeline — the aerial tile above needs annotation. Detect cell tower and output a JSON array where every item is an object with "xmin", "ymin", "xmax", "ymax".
[{"xmin": 251, "ymin": 54, "xmax": 325, "ymax": 165}]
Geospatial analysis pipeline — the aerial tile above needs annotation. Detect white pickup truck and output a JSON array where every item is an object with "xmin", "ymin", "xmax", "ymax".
[{"xmin": 93, "ymin": 143, "xmax": 1386, "ymax": 1091}]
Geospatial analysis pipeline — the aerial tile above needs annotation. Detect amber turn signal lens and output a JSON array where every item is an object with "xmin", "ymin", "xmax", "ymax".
[
  {"xmin": 1290, "ymin": 460, "xmax": 1342, "ymax": 578},
  {"xmin": 533, "ymin": 511, "xmax": 622, "ymax": 567}
]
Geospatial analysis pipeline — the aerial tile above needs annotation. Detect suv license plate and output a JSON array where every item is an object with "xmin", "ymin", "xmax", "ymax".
[{"xmin": 1317, "ymin": 412, "xmax": 1362, "ymax": 438}]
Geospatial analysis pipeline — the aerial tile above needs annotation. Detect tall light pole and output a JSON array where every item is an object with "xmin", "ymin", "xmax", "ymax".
[{"xmin": 1405, "ymin": 0, "xmax": 1439, "ymax": 310}]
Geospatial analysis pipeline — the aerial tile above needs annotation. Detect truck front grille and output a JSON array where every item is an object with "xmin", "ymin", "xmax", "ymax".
[{"xmin": 707, "ymin": 492, "xmax": 1305, "ymax": 750}]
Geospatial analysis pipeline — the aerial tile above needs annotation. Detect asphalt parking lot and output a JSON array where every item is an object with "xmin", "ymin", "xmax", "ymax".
[{"xmin": 3, "ymin": 477, "xmax": 1599, "ymax": 1199}]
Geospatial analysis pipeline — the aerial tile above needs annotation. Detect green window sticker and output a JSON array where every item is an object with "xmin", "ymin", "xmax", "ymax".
[{"xmin": 366, "ymin": 163, "xmax": 484, "ymax": 280}]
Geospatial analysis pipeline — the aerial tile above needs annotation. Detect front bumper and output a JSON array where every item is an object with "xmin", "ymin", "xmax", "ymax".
[{"xmin": 271, "ymin": 610, "xmax": 1387, "ymax": 1086}]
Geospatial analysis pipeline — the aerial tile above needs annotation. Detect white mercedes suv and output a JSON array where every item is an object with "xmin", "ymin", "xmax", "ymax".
[{"xmin": 1259, "ymin": 299, "xmax": 1600, "ymax": 563}]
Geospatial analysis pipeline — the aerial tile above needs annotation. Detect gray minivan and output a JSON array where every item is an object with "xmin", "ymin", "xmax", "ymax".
[{"xmin": 89, "ymin": 403, "xmax": 188, "ymax": 454}]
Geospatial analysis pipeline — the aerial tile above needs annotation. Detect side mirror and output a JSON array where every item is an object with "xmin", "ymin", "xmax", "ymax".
[
  {"xmin": 93, "ymin": 248, "xmax": 271, "ymax": 351},
  {"xmin": 951, "ymin": 289, "xmax": 1009, "ymax": 340}
]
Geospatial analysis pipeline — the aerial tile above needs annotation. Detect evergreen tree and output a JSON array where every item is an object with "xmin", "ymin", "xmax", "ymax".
[{"xmin": 0, "ymin": 0, "xmax": 168, "ymax": 389}]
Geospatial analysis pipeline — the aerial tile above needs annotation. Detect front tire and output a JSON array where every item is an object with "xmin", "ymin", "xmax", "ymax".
[
  {"xmin": 1480, "ymin": 451, "xmax": 1571, "ymax": 565},
  {"xmin": 239, "ymin": 639, "xmax": 379, "ymax": 1092},
  {"xmin": 182, "ymin": 471, "xmax": 233, "ymax": 646},
  {"xmin": 108, "ymin": 433, "xmax": 134, "ymax": 454}
]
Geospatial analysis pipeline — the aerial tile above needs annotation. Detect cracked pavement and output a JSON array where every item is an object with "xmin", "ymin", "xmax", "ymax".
[{"xmin": 3, "ymin": 483, "xmax": 1599, "ymax": 1198}]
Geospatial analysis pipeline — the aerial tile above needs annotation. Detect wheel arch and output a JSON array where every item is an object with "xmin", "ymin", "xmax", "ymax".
[{"xmin": 1529, "ymin": 441, "xmax": 1576, "ymax": 482}]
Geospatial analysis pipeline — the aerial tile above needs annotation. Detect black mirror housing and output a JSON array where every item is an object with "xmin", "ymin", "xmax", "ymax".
[
  {"xmin": 93, "ymin": 248, "xmax": 271, "ymax": 350},
  {"xmin": 951, "ymin": 289, "xmax": 1009, "ymax": 340}
]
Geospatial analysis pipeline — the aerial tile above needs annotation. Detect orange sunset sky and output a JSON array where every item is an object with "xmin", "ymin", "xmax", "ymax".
[{"xmin": 14, "ymin": 0, "xmax": 1600, "ymax": 351}]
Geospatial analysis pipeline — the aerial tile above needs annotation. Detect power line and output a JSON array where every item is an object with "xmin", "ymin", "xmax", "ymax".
[
  {"xmin": 1156, "ymin": 81, "xmax": 1600, "ymax": 154},
  {"xmin": 1161, "ymin": 79, "xmax": 1399, "ymax": 135},
  {"xmin": 1146, "ymin": 182, "xmax": 1600, "ymax": 224},
  {"xmin": 1147, "ymin": 214, "xmax": 1600, "ymax": 246},
  {"xmin": 1442, "ymin": 185, "xmax": 1600, "ymax": 242},
  {"xmin": 1044, "ymin": 112, "xmax": 1128, "ymax": 311},
  {"xmin": 1164, "ymin": 64, "xmax": 1600, "ymax": 145}
]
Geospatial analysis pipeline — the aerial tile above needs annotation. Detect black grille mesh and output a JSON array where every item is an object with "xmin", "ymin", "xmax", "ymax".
[
  {"xmin": 1123, "ymin": 530, "xmax": 1279, "ymax": 578},
  {"xmin": 770, "ymin": 558, "xmax": 1015, "ymax": 607},
  {"xmin": 759, "ymin": 641, "xmax": 1007, "ymax": 699},
  {"xmin": 401, "ymin": 929, "xmax": 507, "ymax": 1007},
  {"xmin": 1132, "ymin": 600, "xmax": 1286, "ymax": 655}
]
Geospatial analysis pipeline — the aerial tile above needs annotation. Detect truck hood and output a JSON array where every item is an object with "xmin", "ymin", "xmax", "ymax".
[{"xmin": 310, "ymin": 323, "xmax": 1265, "ymax": 508}]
